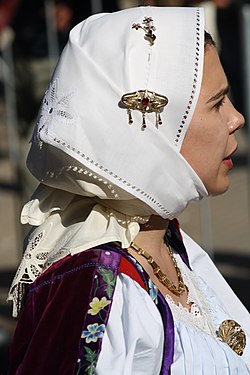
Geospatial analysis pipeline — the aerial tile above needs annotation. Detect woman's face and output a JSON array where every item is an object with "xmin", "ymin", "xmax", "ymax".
[{"xmin": 180, "ymin": 46, "xmax": 244, "ymax": 196}]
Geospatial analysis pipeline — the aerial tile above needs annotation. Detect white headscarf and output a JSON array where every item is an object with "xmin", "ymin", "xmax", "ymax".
[{"xmin": 8, "ymin": 7, "xmax": 208, "ymax": 316}]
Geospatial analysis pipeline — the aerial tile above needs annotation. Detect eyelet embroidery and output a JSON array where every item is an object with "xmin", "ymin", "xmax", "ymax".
[
  {"xmin": 45, "ymin": 165, "xmax": 121, "ymax": 199},
  {"xmin": 36, "ymin": 80, "xmax": 175, "ymax": 216},
  {"xmin": 8, "ymin": 230, "xmax": 48, "ymax": 316},
  {"xmin": 108, "ymin": 211, "xmax": 149, "ymax": 225},
  {"xmin": 35, "ymin": 78, "xmax": 78, "ymax": 148},
  {"xmin": 15, "ymin": 231, "xmax": 47, "ymax": 282},
  {"xmin": 51, "ymin": 136, "xmax": 171, "ymax": 217},
  {"xmin": 175, "ymin": 8, "xmax": 201, "ymax": 145}
]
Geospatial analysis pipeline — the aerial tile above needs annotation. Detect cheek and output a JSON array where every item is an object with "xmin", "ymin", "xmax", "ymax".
[
  {"xmin": 180, "ymin": 122, "xmax": 206, "ymax": 165},
  {"xmin": 182, "ymin": 114, "xmax": 228, "ymax": 157},
  {"xmin": 180, "ymin": 120, "xmax": 228, "ymax": 180}
]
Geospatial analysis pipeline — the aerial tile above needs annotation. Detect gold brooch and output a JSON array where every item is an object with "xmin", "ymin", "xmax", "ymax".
[
  {"xmin": 121, "ymin": 90, "xmax": 168, "ymax": 130},
  {"xmin": 132, "ymin": 17, "xmax": 156, "ymax": 46},
  {"xmin": 217, "ymin": 319, "xmax": 246, "ymax": 356}
]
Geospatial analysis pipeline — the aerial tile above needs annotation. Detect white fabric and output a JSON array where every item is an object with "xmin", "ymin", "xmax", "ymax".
[
  {"xmin": 7, "ymin": 185, "xmax": 149, "ymax": 317},
  {"xmin": 165, "ymin": 253, "xmax": 218, "ymax": 337},
  {"xmin": 27, "ymin": 7, "xmax": 208, "ymax": 220},
  {"xmin": 96, "ymin": 274, "xmax": 164, "ymax": 374},
  {"xmin": 95, "ymin": 268, "xmax": 250, "ymax": 374},
  {"xmin": 182, "ymin": 230, "xmax": 250, "ymax": 365},
  {"xmin": 171, "ymin": 321, "xmax": 250, "ymax": 374}
]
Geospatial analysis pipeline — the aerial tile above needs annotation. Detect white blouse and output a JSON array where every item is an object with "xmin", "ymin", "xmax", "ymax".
[
  {"xmin": 96, "ymin": 274, "xmax": 164, "ymax": 374},
  {"xmin": 96, "ymin": 260, "xmax": 250, "ymax": 374}
]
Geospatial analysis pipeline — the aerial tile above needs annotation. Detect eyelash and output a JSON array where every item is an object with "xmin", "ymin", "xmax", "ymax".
[{"xmin": 214, "ymin": 97, "xmax": 226, "ymax": 110}]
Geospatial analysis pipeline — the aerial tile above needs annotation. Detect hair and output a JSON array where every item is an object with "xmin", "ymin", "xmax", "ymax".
[{"xmin": 204, "ymin": 31, "xmax": 216, "ymax": 49}]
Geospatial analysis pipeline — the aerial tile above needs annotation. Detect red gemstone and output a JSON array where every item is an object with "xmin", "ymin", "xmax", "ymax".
[{"xmin": 142, "ymin": 97, "xmax": 150, "ymax": 107}]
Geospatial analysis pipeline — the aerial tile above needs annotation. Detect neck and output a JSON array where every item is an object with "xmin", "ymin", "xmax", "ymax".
[
  {"xmin": 130, "ymin": 215, "xmax": 189, "ymax": 307},
  {"xmin": 132, "ymin": 215, "xmax": 169, "ymax": 256}
]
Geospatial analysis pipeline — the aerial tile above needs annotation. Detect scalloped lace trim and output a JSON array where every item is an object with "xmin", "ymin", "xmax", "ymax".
[{"xmin": 165, "ymin": 253, "xmax": 217, "ymax": 337}]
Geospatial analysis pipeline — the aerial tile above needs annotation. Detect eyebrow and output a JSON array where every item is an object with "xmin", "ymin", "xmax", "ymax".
[{"xmin": 206, "ymin": 85, "xmax": 230, "ymax": 104}]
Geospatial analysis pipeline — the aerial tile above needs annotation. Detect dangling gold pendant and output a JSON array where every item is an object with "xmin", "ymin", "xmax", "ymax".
[
  {"xmin": 217, "ymin": 319, "xmax": 246, "ymax": 356},
  {"xmin": 121, "ymin": 89, "xmax": 168, "ymax": 130}
]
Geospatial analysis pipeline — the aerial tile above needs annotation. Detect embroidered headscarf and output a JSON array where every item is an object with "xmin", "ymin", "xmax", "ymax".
[{"xmin": 8, "ymin": 7, "xmax": 208, "ymax": 316}]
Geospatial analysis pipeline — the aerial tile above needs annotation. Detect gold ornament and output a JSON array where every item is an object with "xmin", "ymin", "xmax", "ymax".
[
  {"xmin": 217, "ymin": 319, "xmax": 246, "ymax": 356},
  {"xmin": 130, "ymin": 241, "xmax": 186, "ymax": 296},
  {"xmin": 121, "ymin": 89, "xmax": 168, "ymax": 130},
  {"xmin": 132, "ymin": 16, "xmax": 156, "ymax": 46}
]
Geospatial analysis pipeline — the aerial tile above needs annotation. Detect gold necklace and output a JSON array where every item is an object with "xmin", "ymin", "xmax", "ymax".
[{"xmin": 130, "ymin": 241, "xmax": 186, "ymax": 296}]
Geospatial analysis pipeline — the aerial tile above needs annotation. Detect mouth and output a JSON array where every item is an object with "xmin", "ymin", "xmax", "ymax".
[
  {"xmin": 223, "ymin": 157, "xmax": 233, "ymax": 170},
  {"xmin": 223, "ymin": 146, "xmax": 238, "ymax": 169}
]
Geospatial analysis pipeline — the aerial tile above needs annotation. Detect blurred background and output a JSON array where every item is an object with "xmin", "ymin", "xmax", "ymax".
[{"xmin": 0, "ymin": 0, "xmax": 250, "ymax": 373}]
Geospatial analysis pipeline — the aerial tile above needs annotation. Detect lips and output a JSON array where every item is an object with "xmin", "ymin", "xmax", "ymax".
[
  {"xmin": 223, "ymin": 145, "xmax": 237, "ymax": 170},
  {"xmin": 223, "ymin": 157, "xmax": 233, "ymax": 170}
]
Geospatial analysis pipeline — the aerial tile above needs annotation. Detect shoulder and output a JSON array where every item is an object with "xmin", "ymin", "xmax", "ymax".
[{"xmin": 30, "ymin": 245, "xmax": 123, "ymax": 291}]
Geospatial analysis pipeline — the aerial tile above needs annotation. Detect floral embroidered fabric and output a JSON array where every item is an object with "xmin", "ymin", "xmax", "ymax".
[
  {"xmin": 76, "ymin": 250, "xmax": 157, "ymax": 375},
  {"xmin": 76, "ymin": 265, "xmax": 115, "ymax": 374},
  {"xmin": 36, "ymin": 78, "xmax": 78, "ymax": 149}
]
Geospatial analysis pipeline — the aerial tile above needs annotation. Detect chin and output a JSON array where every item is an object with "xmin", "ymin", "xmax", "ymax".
[
  {"xmin": 206, "ymin": 177, "xmax": 230, "ymax": 196},
  {"xmin": 205, "ymin": 174, "xmax": 230, "ymax": 197}
]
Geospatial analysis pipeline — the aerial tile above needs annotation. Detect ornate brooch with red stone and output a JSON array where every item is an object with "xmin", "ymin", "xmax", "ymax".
[{"xmin": 121, "ymin": 89, "xmax": 168, "ymax": 130}]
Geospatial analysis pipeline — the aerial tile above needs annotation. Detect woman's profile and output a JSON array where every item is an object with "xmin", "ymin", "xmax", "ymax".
[{"xmin": 7, "ymin": 6, "xmax": 250, "ymax": 374}]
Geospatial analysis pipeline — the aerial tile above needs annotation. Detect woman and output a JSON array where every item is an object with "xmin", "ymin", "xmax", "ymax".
[{"xmin": 8, "ymin": 6, "xmax": 250, "ymax": 374}]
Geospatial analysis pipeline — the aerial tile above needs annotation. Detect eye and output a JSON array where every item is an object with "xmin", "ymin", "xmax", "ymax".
[{"xmin": 214, "ymin": 96, "xmax": 226, "ymax": 110}]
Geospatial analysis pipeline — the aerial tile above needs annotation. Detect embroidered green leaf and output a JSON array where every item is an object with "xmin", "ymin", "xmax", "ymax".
[
  {"xmin": 75, "ymin": 359, "xmax": 82, "ymax": 375},
  {"xmin": 84, "ymin": 346, "xmax": 98, "ymax": 363},
  {"xmin": 86, "ymin": 363, "xmax": 96, "ymax": 375},
  {"xmin": 99, "ymin": 267, "xmax": 116, "ymax": 298}
]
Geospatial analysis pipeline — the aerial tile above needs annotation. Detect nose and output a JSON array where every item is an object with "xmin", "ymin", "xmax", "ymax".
[{"xmin": 227, "ymin": 98, "xmax": 245, "ymax": 134}]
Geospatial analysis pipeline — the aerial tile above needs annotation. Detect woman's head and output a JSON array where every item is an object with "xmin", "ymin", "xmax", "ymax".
[{"xmin": 27, "ymin": 7, "xmax": 233, "ymax": 219}]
